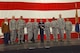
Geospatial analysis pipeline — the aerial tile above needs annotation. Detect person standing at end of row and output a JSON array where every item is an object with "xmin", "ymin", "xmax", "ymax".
[
  {"xmin": 57, "ymin": 14, "xmax": 65, "ymax": 41},
  {"xmin": 17, "ymin": 16, "xmax": 26, "ymax": 44},
  {"xmin": 1, "ymin": 18, "xmax": 10, "ymax": 45},
  {"xmin": 79, "ymin": 23, "xmax": 80, "ymax": 35},
  {"xmin": 9, "ymin": 16, "xmax": 17, "ymax": 44},
  {"xmin": 75, "ymin": 19, "xmax": 80, "ymax": 39}
]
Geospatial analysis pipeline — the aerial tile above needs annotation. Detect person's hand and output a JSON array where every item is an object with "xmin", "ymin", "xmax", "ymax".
[{"xmin": 41, "ymin": 26, "xmax": 44, "ymax": 29}]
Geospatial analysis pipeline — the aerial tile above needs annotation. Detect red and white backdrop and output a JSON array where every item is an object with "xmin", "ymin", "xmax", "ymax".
[{"xmin": 0, "ymin": 0, "xmax": 80, "ymax": 40}]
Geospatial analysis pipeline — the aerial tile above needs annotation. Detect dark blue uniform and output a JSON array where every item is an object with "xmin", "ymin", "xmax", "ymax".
[
  {"xmin": 39, "ymin": 22, "xmax": 45, "ymax": 43},
  {"xmin": 75, "ymin": 23, "xmax": 79, "ymax": 33}
]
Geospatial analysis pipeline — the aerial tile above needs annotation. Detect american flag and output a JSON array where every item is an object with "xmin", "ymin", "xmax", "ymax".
[{"xmin": 0, "ymin": 0, "xmax": 80, "ymax": 37}]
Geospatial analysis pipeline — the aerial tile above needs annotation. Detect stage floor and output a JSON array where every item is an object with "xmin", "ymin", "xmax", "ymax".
[{"xmin": 0, "ymin": 39, "xmax": 80, "ymax": 52}]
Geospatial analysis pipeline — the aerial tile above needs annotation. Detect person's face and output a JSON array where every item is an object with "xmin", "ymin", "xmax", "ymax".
[
  {"xmin": 40, "ymin": 19, "xmax": 42, "ymax": 22},
  {"xmin": 12, "ymin": 16, "xmax": 15, "ymax": 20},
  {"xmin": 4, "ymin": 18, "xmax": 8, "ymax": 21},
  {"xmin": 46, "ymin": 19, "xmax": 49, "ymax": 22},
  {"xmin": 20, "ymin": 16, "xmax": 23, "ymax": 20},
  {"xmin": 52, "ymin": 17, "xmax": 55, "ymax": 21},
  {"xmin": 59, "ymin": 14, "xmax": 61, "ymax": 18},
  {"xmin": 34, "ymin": 19, "xmax": 37, "ymax": 22},
  {"xmin": 66, "ymin": 19, "xmax": 69, "ymax": 21},
  {"xmin": 28, "ymin": 19, "xmax": 31, "ymax": 22}
]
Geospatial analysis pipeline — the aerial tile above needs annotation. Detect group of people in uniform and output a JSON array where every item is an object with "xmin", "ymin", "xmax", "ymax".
[{"xmin": 1, "ymin": 14, "xmax": 73, "ymax": 45}]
